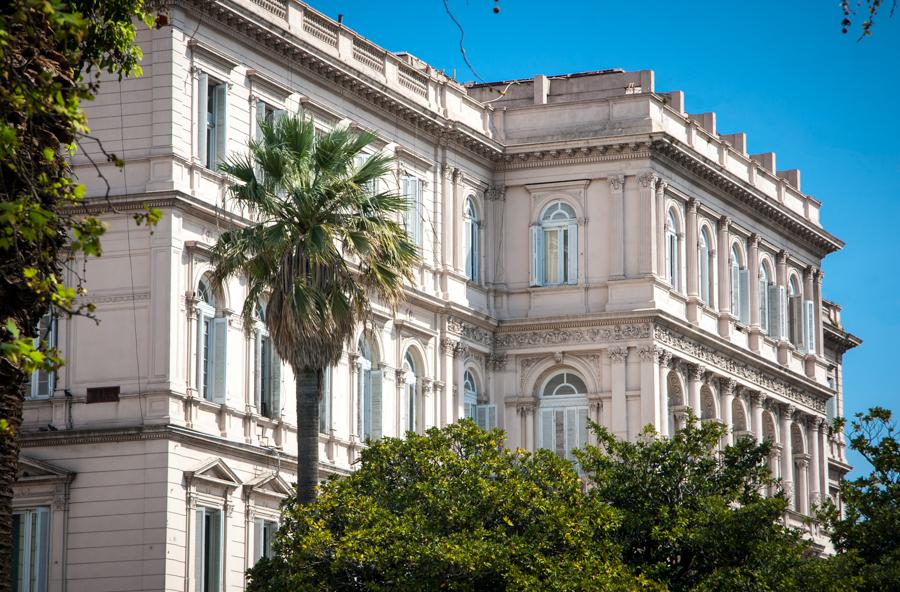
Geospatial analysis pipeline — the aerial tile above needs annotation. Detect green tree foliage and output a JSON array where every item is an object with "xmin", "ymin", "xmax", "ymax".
[
  {"xmin": 0, "ymin": 0, "xmax": 155, "ymax": 584},
  {"xmin": 820, "ymin": 407, "xmax": 900, "ymax": 591},
  {"xmin": 212, "ymin": 114, "xmax": 418, "ymax": 505},
  {"xmin": 577, "ymin": 418, "xmax": 834, "ymax": 592},
  {"xmin": 247, "ymin": 421, "xmax": 658, "ymax": 592}
]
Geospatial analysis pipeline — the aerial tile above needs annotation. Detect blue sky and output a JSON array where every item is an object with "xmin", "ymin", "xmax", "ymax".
[{"xmin": 309, "ymin": 1, "xmax": 899, "ymax": 475}]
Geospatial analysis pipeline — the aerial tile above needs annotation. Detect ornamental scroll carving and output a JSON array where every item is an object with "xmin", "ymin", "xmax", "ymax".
[
  {"xmin": 654, "ymin": 326, "xmax": 826, "ymax": 412},
  {"xmin": 493, "ymin": 323, "xmax": 651, "ymax": 350},
  {"xmin": 446, "ymin": 316, "xmax": 493, "ymax": 347}
]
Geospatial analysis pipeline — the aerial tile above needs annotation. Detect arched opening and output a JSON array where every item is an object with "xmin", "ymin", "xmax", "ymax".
[
  {"xmin": 759, "ymin": 260, "xmax": 773, "ymax": 335},
  {"xmin": 532, "ymin": 201, "xmax": 577, "ymax": 286},
  {"xmin": 538, "ymin": 370, "xmax": 588, "ymax": 460},
  {"xmin": 196, "ymin": 277, "xmax": 226, "ymax": 403},
  {"xmin": 700, "ymin": 384, "xmax": 717, "ymax": 420},
  {"xmin": 788, "ymin": 275, "xmax": 802, "ymax": 347},
  {"xmin": 732, "ymin": 398, "xmax": 748, "ymax": 433},
  {"xmin": 464, "ymin": 369, "xmax": 496, "ymax": 430},
  {"xmin": 730, "ymin": 243, "xmax": 749, "ymax": 324},
  {"xmin": 402, "ymin": 350, "xmax": 419, "ymax": 434},
  {"xmin": 667, "ymin": 370, "xmax": 685, "ymax": 434}
]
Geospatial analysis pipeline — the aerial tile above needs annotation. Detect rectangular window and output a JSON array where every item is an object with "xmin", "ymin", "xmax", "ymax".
[
  {"xmin": 359, "ymin": 366, "xmax": 382, "ymax": 440},
  {"xmin": 195, "ymin": 507, "xmax": 223, "ymax": 592},
  {"xmin": 540, "ymin": 407, "xmax": 588, "ymax": 462},
  {"xmin": 255, "ymin": 331, "xmax": 281, "ymax": 419},
  {"xmin": 541, "ymin": 225, "xmax": 577, "ymax": 285},
  {"xmin": 475, "ymin": 404, "xmax": 497, "ymax": 431},
  {"xmin": 402, "ymin": 176, "xmax": 424, "ymax": 246},
  {"xmin": 253, "ymin": 518, "xmax": 277, "ymax": 563},
  {"xmin": 12, "ymin": 507, "xmax": 50, "ymax": 592},
  {"xmin": 197, "ymin": 73, "xmax": 228, "ymax": 170}
]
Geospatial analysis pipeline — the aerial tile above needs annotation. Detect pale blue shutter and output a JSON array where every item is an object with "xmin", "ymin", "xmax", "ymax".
[
  {"xmin": 699, "ymin": 244, "xmax": 709, "ymax": 302},
  {"xmin": 804, "ymin": 300, "xmax": 816, "ymax": 354},
  {"xmin": 270, "ymin": 353, "xmax": 282, "ymax": 418},
  {"xmin": 566, "ymin": 222, "xmax": 578, "ymax": 284},
  {"xmin": 767, "ymin": 285, "xmax": 783, "ymax": 340},
  {"xmin": 731, "ymin": 264, "xmax": 740, "ymax": 314},
  {"xmin": 530, "ymin": 225, "xmax": 543, "ymax": 286},
  {"xmin": 273, "ymin": 108, "xmax": 286, "ymax": 126},
  {"xmin": 540, "ymin": 409, "xmax": 553, "ymax": 450},
  {"xmin": 197, "ymin": 73, "xmax": 208, "ymax": 164},
  {"xmin": 416, "ymin": 179, "xmax": 424, "ymax": 246},
  {"xmin": 253, "ymin": 330, "xmax": 262, "ymax": 411},
  {"xmin": 253, "ymin": 518, "xmax": 264, "ymax": 563},
  {"xmin": 255, "ymin": 101, "xmax": 266, "ymax": 141},
  {"xmin": 476, "ymin": 404, "xmax": 497, "ymax": 430},
  {"xmin": 759, "ymin": 279, "xmax": 769, "ymax": 334},
  {"xmin": 214, "ymin": 83, "xmax": 228, "ymax": 167},
  {"xmin": 789, "ymin": 296, "xmax": 803, "ymax": 346},
  {"xmin": 212, "ymin": 317, "xmax": 228, "ymax": 404},
  {"xmin": 195, "ymin": 509, "xmax": 206, "ymax": 591},
  {"xmin": 370, "ymin": 370, "xmax": 382, "ymax": 439}
]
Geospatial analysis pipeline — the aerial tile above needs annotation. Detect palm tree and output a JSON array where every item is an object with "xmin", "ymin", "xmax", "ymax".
[{"xmin": 211, "ymin": 115, "xmax": 418, "ymax": 504}]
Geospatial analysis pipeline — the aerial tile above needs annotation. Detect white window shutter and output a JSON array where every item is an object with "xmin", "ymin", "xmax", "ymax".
[
  {"xmin": 214, "ymin": 83, "xmax": 228, "ymax": 167},
  {"xmin": 212, "ymin": 317, "xmax": 228, "ymax": 404},
  {"xmin": 565, "ymin": 408, "xmax": 578, "ymax": 460},
  {"xmin": 273, "ymin": 108, "xmax": 286, "ymax": 125},
  {"xmin": 566, "ymin": 222, "xmax": 578, "ymax": 284},
  {"xmin": 370, "ymin": 370, "xmax": 382, "ymax": 439},
  {"xmin": 778, "ymin": 286, "xmax": 787, "ymax": 340},
  {"xmin": 473, "ymin": 222, "xmax": 480, "ymax": 282},
  {"xmin": 254, "ymin": 330, "xmax": 262, "ymax": 411},
  {"xmin": 196, "ymin": 312, "xmax": 209, "ymax": 399},
  {"xmin": 804, "ymin": 300, "xmax": 816, "ymax": 354},
  {"xmin": 464, "ymin": 218, "xmax": 473, "ymax": 279},
  {"xmin": 465, "ymin": 401, "xmax": 477, "ymax": 421},
  {"xmin": 416, "ymin": 180, "xmax": 425, "ymax": 246},
  {"xmin": 577, "ymin": 408, "xmax": 589, "ymax": 449},
  {"xmin": 197, "ymin": 73, "xmax": 208, "ymax": 164},
  {"xmin": 270, "ymin": 353, "xmax": 282, "ymax": 418},
  {"xmin": 540, "ymin": 409, "xmax": 554, "ymax": 450},
  {"xmin": 195, "ymin": 509, "xmax": 206, "ymax": 591},
  {"xmin": 738, "ymin": 269, "xmax": 750, "ymax": 323},
  {"xmin": 759, "ymin": 279, "xmax": 769, "ymax": 334},
  {"xmin": 253, "ymin": 518, "xmax": 264, "ymax": 563},
  {"xmin": 731, "ymin": 264, "xmax": 740, "ymax": 314},
  {"xmin": 211, "ymin": 510, "xmax": 223, "ymax": 590},
  {"xmin": 766, "ymin": 285, "xmax": 780, "ymax": 339},
  {"xmin": 530, "ymin": 225, "xmax": 543, "ymax": 287},
  {"xmin": 699, "ymin": 244, "xmax": 709, "ymax": 302},
  {"xmin": 255, "ymin": 101, "xmax": 266, "ymax": 141}
]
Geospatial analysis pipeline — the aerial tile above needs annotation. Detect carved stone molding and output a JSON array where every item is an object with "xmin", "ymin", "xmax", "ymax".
[
  {"xmin": 750, "ymin": 391, "xmax": 767, "ymax": 406},
  {"xmin": 685, "ymin": 362, "xmax": 705, "ymax": 381},
  {"xmin": 395, "ymin": 369, "xmax": 407, "ymax": 385},
  {"xmin": 719, "ymin": 377, "xmax": 736, "ymax": 395},
  {"xmin": 446, "ymin": 316, "xmax": 493, "ymax": 347},
  {"xmin": 654, "ymin": 325, "xmax": 826, "ymax": 412},
  {"xmin": 494, "ymin": 322, "xmax": 651, "ymax": 350},
  {"xmin": 608, "ymin": 346, "xmax": 629, "ymax": 363},
  {"xmin": 485, "ymin": 185, "xmax": 507, "ymax": 201},
  {"xmin": 638, "ymin": 345, "xmax": 658, "ymax": 362},
  {"xmin": 516, "ymin": 401, "xmax": 536, "ymax": 416},
  {"xmin": 657, "ymin": 349, "xmax": 673, "ymax": 367},
  {"xmin": 487, "ymin": 353, "xmax": 508, "ymax": 370}
]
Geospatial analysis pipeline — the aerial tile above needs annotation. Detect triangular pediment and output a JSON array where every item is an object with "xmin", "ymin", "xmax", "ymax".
[
  {"xmin": 185, "ymin": 457, "xmax": 241, "ymax": 490},
  {"xmin": 17, "ymin": 456, "xmax": 73, "ymax": 483},
  {"xmin": 243, "ymin": 472, "xmax": 293, "ymax": 500}
]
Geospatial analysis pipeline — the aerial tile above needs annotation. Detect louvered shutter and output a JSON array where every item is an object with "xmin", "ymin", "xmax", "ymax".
[
  {"xmin": 804, "ymin": 300, "xmax": 816, "ymax": 354},
  {"xmin": 195, "ymin": 509, "xmax": 206, "ymax": 591},
  {"xmin": 540, "ymin": 409, "xmax": 554, "ymax": 451},
  {"xmin": 213, "ymin": 84, "xmax": 228, "ymax": 168},
  {"xmin": 212, "ymin": 317, "xmax": 228, "ymax": 404},
  {"xmin": 210, "ymin": 510, "xmax": 223, "ymax": 591},
  {"xmin": 416, "ymin": 179, "xmax": 425, "ymax": 246},
  {"xmin": 465, "ymin": 218, "xmax": 473, "ymax": 279},
  {"xmin": 472, "ymin": 220, "xmax": 480, "ymax": 282},
  {"xmin": 766, "ymin": 285, "xmax": 781, "ymax": 339},
  {"xmin": 197, "ymin": 73, "xmax": 208, "ymax": 164},
  {"xmin": 273, "ymin": 108, "xmax": 286, "ymax": 125},
  {"xmin": 270, "ymin": 353, "xmax": 282, "ymax": 418},
  {"xmin": 699, "ymin": 244, "xmax": 709, "ymax": 302},
  {"xmin": 530, "ymin": 225, "xmax": 543, "ymax": 286},
  {"xmin": 731, "ymin": 264, "xmax": 740, "ymax": 314},
  {"xmin": 253, "ymin": 518, "xmax": 264, "ymax": 563},
  {"xmin": 255, "ymin": 101, "xmax": 266, "ymax": 141},
  {"xmin": 738, "ymin": 269, "xmax": 750, "ymax": 323},
  {"xmin": 320, "ymin": 369, "xmax": 331, "ymax": 433},
  {"xmin": 253, "ymin": 330, "xmax": 262, "ymax": 411},
  {"xmin": 577, "ymin": 408, "xmax": 588, "ymax": 449},
  {"xmin": 370, "ymin": 370, "xmax": 382, "ymax": 439},
  {"xmin": 565, "ymin": 408, "xmax": 579, "ymax": 460},
  {"xmin": 566, "ymin": 223, "xmax": 578, "ymax": 284},
  {"xmin": 759, "ymin": 279, "xmax": 768, "ymax": 333}
]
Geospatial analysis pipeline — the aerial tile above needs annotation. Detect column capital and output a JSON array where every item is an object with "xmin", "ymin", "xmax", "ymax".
[
  {"xmin": 638, "ymin": 344, "xmax": 660, "ymax": 362},
  {"xmin": 608, "ymin": 346, "xmax": 629, "ymax": 363},
  {"xmin": 750, "ymin": 391, "xmax": 767, "ymax": 405},
  {"xmin": 749, "ymin": 233, "xmax": 760, "ymax": 247},
  {"xmin": 657, "ymin": 349, "xmax": 673, "ymax": 367},
  {"xmin": 719, "ymin": 215, "xmax": 732, "ymax": 230},
  {"xmin": 608, "ymin": 174, "xmax": 625, "ymax": 191},
  {"xmin": 685, "ymin": 362, "xmax": 705, "ymax": 381},
  {"xmin": 686, "ymin": 197, "xmax": 698, "ymax": 212},
  {"xmin": 638, "ymin": 170, "xmax": 658, "ymax": 189},
  {"xmin": 719, "ymin": 377, "xmax": 736, "ymax": 395},
  {"xmin": 655, "ymin": 178, "xmax": 668, "ymax": 196},
  {"xmin": 814, "ymin": 268, "xmax": 824, "ymax": 284},
  {"xmin": 776, "ymin": 249, "xmax": 788, "ymax": 264},
  {"xmin": 780, "ymin": 402, "xmax": 796, "ymax": 419}
]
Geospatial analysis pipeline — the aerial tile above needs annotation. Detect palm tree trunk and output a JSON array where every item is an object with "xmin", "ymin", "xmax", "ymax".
[
  {"xmin": 0, "ymin": 362, "xmax": 25, "ymax": 592},
  {"xmin": 296, "ymin": 367, "xmax": 321, "ymax": 504}
]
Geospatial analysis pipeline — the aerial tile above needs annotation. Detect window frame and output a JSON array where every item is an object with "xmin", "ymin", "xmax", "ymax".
[
  {"xmin": 532, "ymin": 201, "xmax": 578, "ymax": 287},
  {"xmin": 12, "ymin": 506, "xmax": 50, "ymax": 592},
  {"xmin": 401, "ymin": 175, "xmax": 425, "ymax": 247},
  {"xmin": 197, "ymin": 72, "xmax": 228, "ymax": 170},
  {"xmin": 538, "ymin": 371, "xmax": 589, "ymax": 461},
  {"xmin": 698, "ymin": 226, "xmax": 714, "ymax": 305},
  {"xmin": 464, "ymin": 197, "xmax": 480, "ymax": 283},
  {"xmin": 28, "ymin": 312, "xmax": 56, "ymax": 400},
  {"xmin": 195, "ymin": 506, "xmax": 224, "ymax": 592},
  {"xmin": 665, "ymin": 208, "xmax": 680, "ymax": 291}
]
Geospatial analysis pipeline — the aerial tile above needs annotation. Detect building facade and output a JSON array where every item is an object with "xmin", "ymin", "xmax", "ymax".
[{"xmin": 13, "ymin": 0, "xmax": 860, "ymax": 590}]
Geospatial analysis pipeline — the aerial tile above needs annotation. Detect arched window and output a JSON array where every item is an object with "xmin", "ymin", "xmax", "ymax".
[
  {"xmin": 699, "ymin": 227, "xmax": 714, "ymax": 305},
  {"xmin": 402, "ymin": 351, "xmax": 418, "ymax": 434},
  {"xmin": 539, "ymin": 371, "xmax": 588, "ymax": 460},
  {"xmin": 464, "ymin": 198, "xmax": 480, "ymax": 282},
  {"xmin": 358, "ymin": 336, "xmax": 383, "ymax": 440},
  {"xmin": 463, "ymin": 370, "xmax": 497, "ymax": 431},
  {"xmin": 254, "ymin": 301, "xmax": 282, "ymax": 419},
  {"xmin": 788, "ymin": 276, "xmax": 803, "ymax": 347},
  {"xmin": 759, "ymin": 261, "xmax": 773, "ymax": 335},
  {"xmin": 196, "ymin": 278, "xmax": 227, "ymax": 403},
  {"xmin": 531, "ymin": 201, "xmax": 577, "ymax": 286},
  {"xmin": 667, "ymin": 371, "xmax": 685, "ymax": 435},
  {"xmin": 665, "ymin": 209, "xmax": 680, "ymax": 291},
  {"xmin": 730, "ymin": 244, "xmax": 749, "ymax": 324},
  {"xmin": 28, "ymin": 310, "xmax": 57, "ymax": 399}
]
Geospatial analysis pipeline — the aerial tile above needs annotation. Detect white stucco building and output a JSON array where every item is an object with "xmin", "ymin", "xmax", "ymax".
[{"xmin": 13, "ymin": 0, "xmax": 860, "ymax": 590}]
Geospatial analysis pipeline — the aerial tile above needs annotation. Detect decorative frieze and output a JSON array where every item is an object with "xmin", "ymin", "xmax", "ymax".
[
  {"xmin": 446, "ymin": 316, "xmax": 493, "ymax": 347},
  {"xmin": 608, "ymin": 347, "xmax": 629, "ymax": 363},
  {"xmin": 654, "ymin": 325, "xmax": 826, "ymax": 412},
  {"xmin": 493, "ymin": 322, "xmax": 651, "ymax": 350}
]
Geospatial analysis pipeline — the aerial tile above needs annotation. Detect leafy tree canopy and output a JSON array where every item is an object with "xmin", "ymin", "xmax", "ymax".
[{"xmin": 248, "ymin": 421, "xmax": 658, "ymax": 592}]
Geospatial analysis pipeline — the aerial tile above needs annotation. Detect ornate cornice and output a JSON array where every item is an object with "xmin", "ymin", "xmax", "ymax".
[{"xmin": 494, "ymin": 322, "xmax": 651, "ymax": 350}]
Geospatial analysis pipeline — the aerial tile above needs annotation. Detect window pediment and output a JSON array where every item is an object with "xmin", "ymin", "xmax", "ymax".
[
  {"xmin": 185, "ymin": 458, "xmax": 242, "ymax": 494},
  {"xmin": 243, "ymin": 472, "xmax": 292, "ymax": 501}
]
